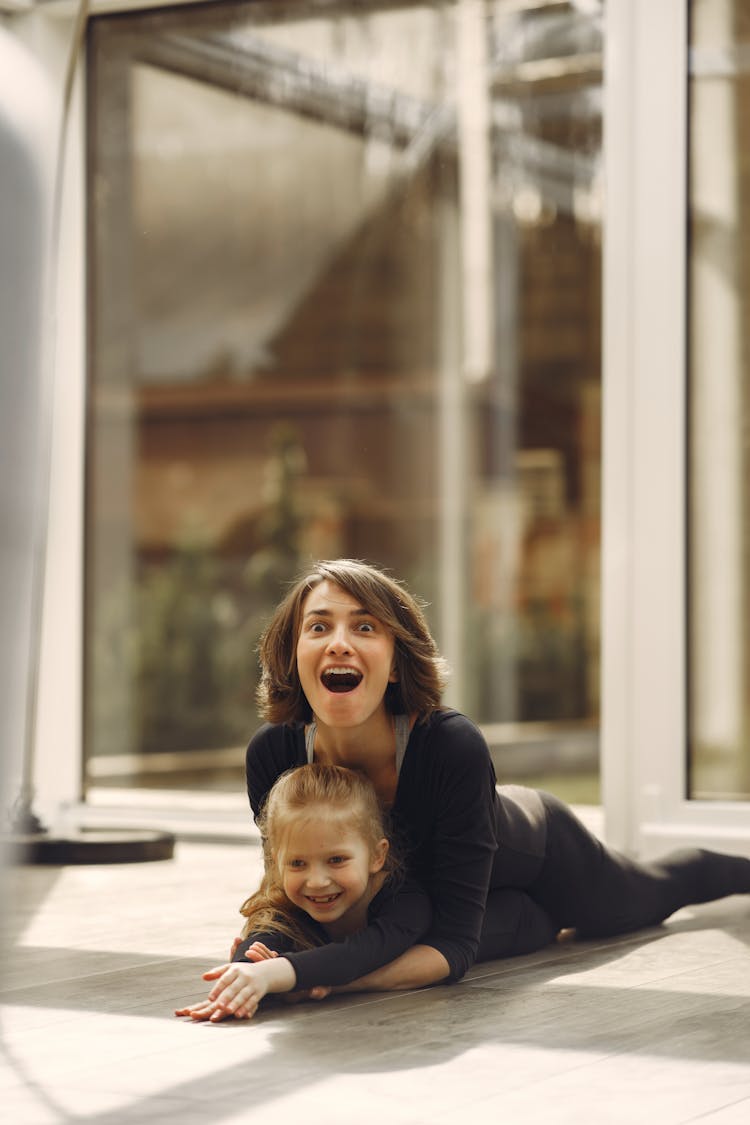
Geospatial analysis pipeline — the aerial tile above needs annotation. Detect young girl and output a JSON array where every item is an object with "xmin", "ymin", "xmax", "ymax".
[
  {"xmin": 180, "ymin": 557, "xmax": 750, "ymax": 1017},
  {"xmin": 176, "ymin": 762, "xmax": 431, "ymax": 1021}
]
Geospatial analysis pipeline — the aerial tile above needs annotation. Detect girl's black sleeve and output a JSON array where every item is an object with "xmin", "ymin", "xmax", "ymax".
[
  {"xmin": 232, "ymin": 930, "xmax": 302, "ymax": 961},
  {"xmin": 283, "ymin": 878, "xmax": 432, "ymax": 990}
]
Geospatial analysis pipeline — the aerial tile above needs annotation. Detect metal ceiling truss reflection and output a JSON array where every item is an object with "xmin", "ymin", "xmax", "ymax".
[{"xmin": 133, "ymin": 25, "xmax": 600, "ymax": 207}]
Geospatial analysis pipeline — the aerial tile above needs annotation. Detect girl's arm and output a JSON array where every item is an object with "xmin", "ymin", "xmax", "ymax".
[{"xmin": 174, "ymin": 929, "xmax": 311, "ymax": 1022}]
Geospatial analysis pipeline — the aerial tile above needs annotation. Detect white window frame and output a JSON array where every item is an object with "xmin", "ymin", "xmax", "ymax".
[
  {"xmin": 601, "ymin": 0, "xmax": 750, "ymax": 857},
  {"xmin": 24, "ymin": 0, "xmax": 750, "ymax": 849}
]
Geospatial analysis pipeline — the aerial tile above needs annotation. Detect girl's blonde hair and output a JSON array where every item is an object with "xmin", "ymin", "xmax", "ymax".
[
  {"xmin": 240, "ymin": 763, "xmax": 395, "ymax": 948},
  {"xmin": 256, "ymin": 558, "xmax": 449, "ymax": 724}
]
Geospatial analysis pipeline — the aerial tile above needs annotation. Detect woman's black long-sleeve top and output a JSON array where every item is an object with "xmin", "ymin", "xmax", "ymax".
[{"xmin": 246, "ymin": 710, "xmax": 544, "ymax": 981}]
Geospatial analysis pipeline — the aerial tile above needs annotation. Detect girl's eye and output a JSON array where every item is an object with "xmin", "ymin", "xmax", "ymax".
[
  {"xmin": 288, "ymin": 859, "xmax": 305, "ymax": 869},
  {"xmin": 329, "ymin": 855, "xmax": 348, "ymax": 865}
]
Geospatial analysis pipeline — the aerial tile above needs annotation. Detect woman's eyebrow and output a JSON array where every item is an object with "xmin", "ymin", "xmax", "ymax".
[{"xmin": 302, "ymin": 607, "xmax": 370, "ymax": 619}]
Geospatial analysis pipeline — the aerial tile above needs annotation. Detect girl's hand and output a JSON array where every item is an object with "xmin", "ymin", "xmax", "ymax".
[
  {"xmin": 174, "ymin": 998, "xmax": 242, "ymax": 1022},
  {"xmin": 204, "ymin": 962, "xmax": 270, "ymax": 1019},
  {"xmin": 204, "ymin": 956, "xmax": 297, "ymax": 1019},
  {"xmin": 244, "ymin": 941, "xmax": 278, "ymax": 962},
  {"xmin": 241, "ymin": 941, "xmax": 329, "ymax": 1003}
]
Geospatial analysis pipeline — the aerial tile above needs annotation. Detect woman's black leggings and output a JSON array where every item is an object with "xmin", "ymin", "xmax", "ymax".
[{"xmin": 476, "ymin": 791, "xmax": 750, "ymax": 963}]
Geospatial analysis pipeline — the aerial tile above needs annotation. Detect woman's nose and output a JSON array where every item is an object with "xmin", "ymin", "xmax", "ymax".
[{"xmin": 325, "ymin": 625, "xmax": 351, "ymax": 653}]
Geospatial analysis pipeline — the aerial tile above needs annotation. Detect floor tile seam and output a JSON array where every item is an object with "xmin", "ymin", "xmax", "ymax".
[
  {"xmin": 0, "ymin": 978, "xmax": 429, "ymax": 1038},
  {"xmin": 424, "ymin": 1044, "xmax": 635, "ymax": 1118},
  {"xmin": 0, "ymin": 954, "xmax": 201, "ymax": 998},
  {"xmin": 0, "ymin": 1075, "xmax": 208, "ymax": 1116},
  {"xmin": 614, "ymin": 955, "xmax": 750, "ymax": 993},
  {"xmin": 463, "ymin": 934, "xmax": 750, "ymax": 988},
  {"xmin": 684, "ymin": 1091, "xmax": 750, "ymax": 1123},
  {"xmin": 0, "ymin": 1022, "xmax": 263, "ymax": 1092},
  {"xmin": 461, "ymin": 934, "xmax": 655, "ymax": 984},
  {"xmin": 429, "ymin": 1037, "xmax": 750, "ymax": 1119}
]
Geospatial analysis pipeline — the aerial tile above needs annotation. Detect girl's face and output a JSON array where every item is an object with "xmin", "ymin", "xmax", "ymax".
[
  {"xmin": 296, "ymin": 580, "xmax": 398, "ymax": 731},
  {"xmin": 279, "ymin": 809, "xmax": 387, "ymax": 933}
]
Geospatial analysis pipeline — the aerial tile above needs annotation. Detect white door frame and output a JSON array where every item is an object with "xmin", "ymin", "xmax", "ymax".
[{"xmin": 601, "ymin": 0, "xmax": 750, "ymax": 857}]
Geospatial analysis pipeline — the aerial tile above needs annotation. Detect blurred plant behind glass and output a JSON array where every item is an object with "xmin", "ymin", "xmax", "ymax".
[{"xmin": 91, "ymin": 425, "xmax": 307, "ymax": 756}]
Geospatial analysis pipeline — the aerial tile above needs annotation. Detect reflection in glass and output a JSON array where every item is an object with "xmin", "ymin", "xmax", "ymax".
[
  {"xmin": 688, "ymin": 0, "xmax": 750, "ymax": 799},
  {"xmin": 85, "ymin": 1, "xmax": 602, "ymax": 793}
]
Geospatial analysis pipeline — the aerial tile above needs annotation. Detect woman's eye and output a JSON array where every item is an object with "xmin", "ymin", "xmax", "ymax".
[
  {"xmin": 358, "ymin": 622, "xmax": 375, "ymax": 633},
  {"xmin": 309, "ymin": 622, "xmax": 326, "ymax": 634}
]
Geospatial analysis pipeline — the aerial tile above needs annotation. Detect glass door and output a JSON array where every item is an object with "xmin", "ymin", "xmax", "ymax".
[
  {"xmin": 85, "ymin": 0, "xmax": 603, "ymax": 794},
  {"xmin": 688, "ymin": 0, "xmax": 750, "ymax": 800}
]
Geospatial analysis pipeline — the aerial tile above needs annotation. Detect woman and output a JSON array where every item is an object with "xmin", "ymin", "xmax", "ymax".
[{"xmin": 198, "ymin": 558, "xmax": 750, "ymax": 1012}]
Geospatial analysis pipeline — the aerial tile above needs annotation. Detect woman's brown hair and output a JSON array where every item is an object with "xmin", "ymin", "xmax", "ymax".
[
  {"xmin": 240, "ymin": 763, "xmax": 394, "ymax": 947},
  {"xmin": 256, "ymin": 559, "xmax": 449, "ymax": 724}
]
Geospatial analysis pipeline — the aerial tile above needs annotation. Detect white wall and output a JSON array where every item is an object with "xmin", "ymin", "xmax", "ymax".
[{"xmin": 2, "ymin": 9, "xmax": 86, "ymax": 825}]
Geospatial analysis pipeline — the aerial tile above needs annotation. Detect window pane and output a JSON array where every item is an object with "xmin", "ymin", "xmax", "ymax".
[
  {"xmin": 85, "ymin": 1, "xmax": 602, "ymax": 794},
  {"xmin": 467, "ymin": 1, "xmax": 602, "ymax": 756},
  {"xmin": 688, "ymin": 0, "xmax": 750, "ymax": 799}
]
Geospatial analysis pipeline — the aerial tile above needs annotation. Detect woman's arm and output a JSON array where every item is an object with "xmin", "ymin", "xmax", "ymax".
[
  {"xmin": 245, "ymin": 723, "xmax": 304, "ymax": 817},
  {"xmin": 393, "ymin": 713, "xmax": 500, "ymax": 981},
  {"xmin": 329, "ymin": 943, "xmax": 450, "ymax": 992}
]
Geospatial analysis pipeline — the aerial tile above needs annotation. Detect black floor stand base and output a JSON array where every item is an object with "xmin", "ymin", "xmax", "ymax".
[{"xmin": 3, "ymin": 826, "xmax": 176, "ymax": 865}]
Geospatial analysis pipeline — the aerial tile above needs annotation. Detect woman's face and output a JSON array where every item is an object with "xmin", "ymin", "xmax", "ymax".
[{"xmin": 296, "ymin": 580, "xmax": 397, "ymax": 731}]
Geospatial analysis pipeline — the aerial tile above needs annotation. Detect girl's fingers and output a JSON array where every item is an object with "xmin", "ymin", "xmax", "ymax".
[
  {"xmin": 207, "ymin": 968, "xmax": 242, "ymax": 1002},
  {"xmin": 202, "ymin": 963, "xmax": 231, "ymax": 982},
  {"xmin": 233, "ymin": 1000, "xmax": 258, "ymax": 1020},
  {"xmin": 208, "ymin": 1005, "xmax": 235, "ymax": 1023},
  {"xmin": 175, "ymin": 1001, "xmax": 211, "ymax": 1018},
  {"xmin": 212, "ymin": 977, "xmax": 248, "ymax": 1010},
  {"xmin": 244, "ymin": 942, "xmax": 278, "ymax": 962},
  {"xmin": 175, "ymin": 1000, "xmax": 222, "ymax": 1021}
]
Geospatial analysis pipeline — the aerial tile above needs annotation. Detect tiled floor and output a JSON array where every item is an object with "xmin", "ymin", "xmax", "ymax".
[{"xmin": 2, "ymin": 830, "xmax": 750, "ymax": 1125}]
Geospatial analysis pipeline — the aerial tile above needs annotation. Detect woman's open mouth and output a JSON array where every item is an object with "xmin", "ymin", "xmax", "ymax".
[{"xmin": 321, "ymin": 667, "xmax": 363, "ymax": 694}]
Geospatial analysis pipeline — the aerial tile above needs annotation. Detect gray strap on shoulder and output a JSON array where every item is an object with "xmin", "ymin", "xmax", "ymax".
[
  {"xmin": 305, "ymin": 722, "xmax": 316, "ymax": 764},
  {"xmin": 394, "ymin": 713, "xmax": 411, "ymax": 777},
  {"xmin": 305, "ymin": 715, "xmax": 411, "ymax": 774}
]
